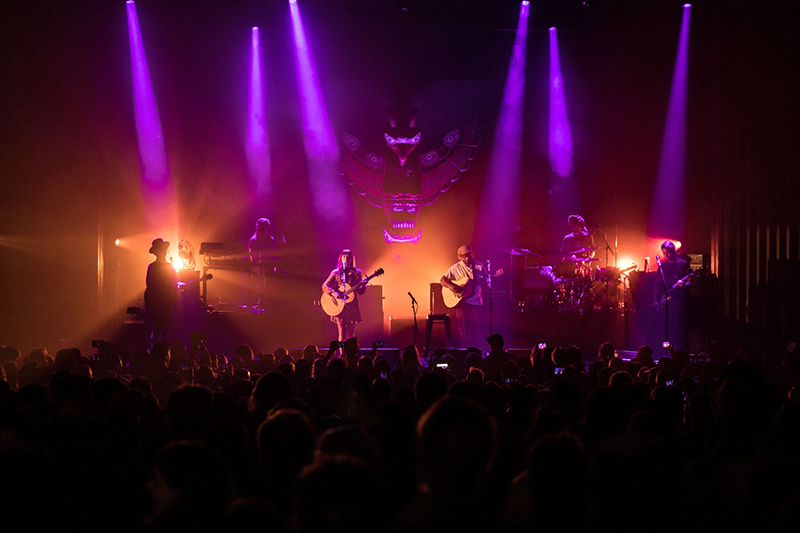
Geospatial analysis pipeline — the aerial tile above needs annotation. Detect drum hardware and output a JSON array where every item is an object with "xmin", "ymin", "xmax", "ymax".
[
  {"xmin": 564, "ymin": 246, "xmax": 599, "ymax": 256},
  {"xmin": 503, "ymin": 247, "xmax": 543, "ymax": 258},
  {"xmin": 514, "ymin": 260, "xmax": 636, "ymax": 314},
  {"xmin": 564, "ymin": 257, "xmax": 600, "ymax": 263},
  {"xmin": 520, "ymin": 266, "xmax": 556, "ymax": 310}
]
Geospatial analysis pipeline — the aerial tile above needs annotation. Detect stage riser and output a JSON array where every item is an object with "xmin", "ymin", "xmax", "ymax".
[{"xmin": 119, "ymin": 305, "xmax": 708, "ymax": 359}]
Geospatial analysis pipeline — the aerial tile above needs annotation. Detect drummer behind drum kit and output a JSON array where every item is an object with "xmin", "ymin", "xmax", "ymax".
[{"xmin": 517, "ymin": 247, "xmax": 635, "ymax": 312}]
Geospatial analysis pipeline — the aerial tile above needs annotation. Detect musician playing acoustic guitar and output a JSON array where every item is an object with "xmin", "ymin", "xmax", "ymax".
[
  {"xmin": 322, "ymin": 249, "xmax": 366, "ymax": 347},
  {"xmin": 440, "ymin": 244, "xmax": 488, "ymax": 349}
]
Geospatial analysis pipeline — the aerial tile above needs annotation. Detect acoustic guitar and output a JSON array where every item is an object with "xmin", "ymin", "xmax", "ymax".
[
  {"xmin": 321, "ymin": 268, "xmax": 384, "ymax": 317},
  {"xmin": 442, "ymin": 269, "xmax": 503, "ymax": 308}
]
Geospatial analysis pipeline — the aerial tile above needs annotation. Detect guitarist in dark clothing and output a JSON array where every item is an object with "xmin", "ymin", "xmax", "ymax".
[
  {"xmin": 145, "ymin": 238, "xmax": 178, "ymax": 344},
  {"xmin": 654, "ymin": 240, "xmax": 691, "ymax": 306},
  {"xmin": 654, "ymin": 240, "xmax": 692, "ymax": 350}
]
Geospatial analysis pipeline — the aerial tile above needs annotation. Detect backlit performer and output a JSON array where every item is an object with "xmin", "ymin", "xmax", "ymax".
[{"xmin": 322, "ymin": 249, "xmax": 366, "ymax": 344}]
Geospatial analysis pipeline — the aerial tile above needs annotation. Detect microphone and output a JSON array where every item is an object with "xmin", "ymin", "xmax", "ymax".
[
  {"xmin": 408, "ymin": 292, "xmax": 417, "ymax": 305},
  {"xmin": 655, "ymin": 254, "xmax": 661, "ymax": 266}
]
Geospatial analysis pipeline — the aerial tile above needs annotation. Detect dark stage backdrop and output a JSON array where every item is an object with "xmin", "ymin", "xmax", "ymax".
[{"xmin": 1, "ymin": 0, "xmax": 797, "ymax": 353}]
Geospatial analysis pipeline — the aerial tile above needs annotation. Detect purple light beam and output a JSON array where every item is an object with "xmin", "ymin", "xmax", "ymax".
[
  {"xmin": 549, "ymin": 27, "xmax": 573, "ymax": 178},
  {"xmin": 477, "ymin": 1, "xmax": 529, "ymax": 251},
  {"xmin": 649, "ymin": 4, "xmax": 691, "ymax": 240},
  {"xmin": 247, "ymin": 27, "xmax": 272, "ymax": 202},
  {"xmin": 289, "ymin": 0, "xmax": 352, "ymax": 235},
  {"xmin": 126, "ymin": 0, "xmax": 174, "ymax": 231}
]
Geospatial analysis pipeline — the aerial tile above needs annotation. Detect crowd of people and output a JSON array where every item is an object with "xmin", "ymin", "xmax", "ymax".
[{"xmin": 1, "ymin": 331, "xmax": 799, "ymax": 532}]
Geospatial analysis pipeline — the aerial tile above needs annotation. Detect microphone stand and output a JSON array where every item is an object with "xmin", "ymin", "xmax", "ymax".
[
  {"xmin": 656, "ymin": 256, "xmax": 670, "ymax": 356},
  {"xmin": 410, "ymin": 295, "xmax": 418, "ymax": 349},
  {"xmin": 341, "ymin": 264, "xmax": 348, "ymax": 315},
  {"xmin": 338, "ymin": 264, "xmax": 347, "ymax": 356},
  {"xmin": 594, "ymin": 226, "xmax": 616, "ymax": 309},
  {"xmin": 487, "ymin": 260, "xmax": 494, "ymax": 335}
]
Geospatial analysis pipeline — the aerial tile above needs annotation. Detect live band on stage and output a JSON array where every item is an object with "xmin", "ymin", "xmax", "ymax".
[{"xmin": 143, "ymin": 213, "xmax": 709, "ymax": 349}]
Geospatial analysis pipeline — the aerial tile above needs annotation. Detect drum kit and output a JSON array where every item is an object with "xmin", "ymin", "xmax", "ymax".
[{"xmin": 512, "ymin": 247, "xmax": 634, "ymax": 312}]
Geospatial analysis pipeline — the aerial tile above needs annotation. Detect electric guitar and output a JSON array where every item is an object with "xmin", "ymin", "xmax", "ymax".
[
  {"xmin": 321, "ymin": 268, "xmax": 385, "ymax": 317},
  {"xmin": 442, "ymin": 269, "xmax": 503, "ymax": 309},
  {"xmin": 656, "ymin": 269, "xmax": 698, "ymax": 307}
]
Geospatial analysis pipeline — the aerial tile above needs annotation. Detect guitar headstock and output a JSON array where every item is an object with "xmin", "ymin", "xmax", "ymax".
[{"xmin": 372, "ymin": 268, "xmax": 385, "ymax": 278}]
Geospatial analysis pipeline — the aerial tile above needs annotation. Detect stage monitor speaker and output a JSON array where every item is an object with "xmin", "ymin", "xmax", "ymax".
[
  {"xmin": 118, "ymin": 320, "xmax": 150, "ymax": 354},
  {"xmin": 390, "ymin": 317, "xmax": 422, "ymax": 352}
]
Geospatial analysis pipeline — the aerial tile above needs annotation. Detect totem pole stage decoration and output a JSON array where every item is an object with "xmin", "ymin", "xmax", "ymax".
[{"xmin": 337, "ymin": 110, "xmax": 479, "ymax": 245}]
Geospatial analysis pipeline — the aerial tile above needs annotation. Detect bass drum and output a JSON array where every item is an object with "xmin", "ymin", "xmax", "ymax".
[
  {"xmin": 521, "ymin": 267, "xmax": 556, "ymax": 310},
  {"xmin": 555, "ymin": 261, "xmax": 579, "ymax": 279}
]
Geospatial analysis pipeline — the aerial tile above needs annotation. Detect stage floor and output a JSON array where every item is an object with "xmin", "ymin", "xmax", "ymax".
[{"xmin": 119, "ymin": 302, "xmax": 713, "ymax": 359}]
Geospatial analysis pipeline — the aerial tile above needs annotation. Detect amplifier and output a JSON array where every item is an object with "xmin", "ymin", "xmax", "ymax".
[
  {"xmin": 686, "ymin": 254, "xmax": 704, "ymax": 271},
  {"xmin": 430, "ymin": 283, "xmax": 447, "ymax": 314}
]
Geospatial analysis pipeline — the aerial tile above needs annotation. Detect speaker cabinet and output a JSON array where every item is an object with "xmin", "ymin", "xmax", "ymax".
[
  {"xmin": 430, "ymin": 283, "xmax": 447, "ymax": 314},
  {"xmin": 358, "ymin": 285, "xmax": 385, "ymax": 344}
]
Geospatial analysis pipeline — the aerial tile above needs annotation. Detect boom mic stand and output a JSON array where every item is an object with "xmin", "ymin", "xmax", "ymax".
[
  {"xmin": 409, "ymin": 292, "xmax": 419, "ymax": 348},
  {"xmin": 594, "ymin": 225, "xmax": 616, "ymax": 309}
]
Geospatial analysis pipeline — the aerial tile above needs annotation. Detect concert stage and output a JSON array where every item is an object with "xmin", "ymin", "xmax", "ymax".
[{"xmin": 120, "ymin": 301, "xmax": 712, "ymax": 363}]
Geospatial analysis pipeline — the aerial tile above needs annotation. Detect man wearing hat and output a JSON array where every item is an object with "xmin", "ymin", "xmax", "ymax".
[
  {"xmin": 441, "ymin": 244, "xmax": 488, "ymax": 348},
  {"xmin": 145, "ymin": 238, "xmax": 178, "ymax": 344}
]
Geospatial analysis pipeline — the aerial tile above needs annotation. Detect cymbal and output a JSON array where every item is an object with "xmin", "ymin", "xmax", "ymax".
[
  {"xmin": 564, "ymin": 257, "xmax": 600, "ymax": 263},
  {"xmin": 504, "ymin": 247, "xmax": 543, "ymax": 257},
  {"xmin": 565, "ymin": 247, "xmax": 598, "ymax": 255}
]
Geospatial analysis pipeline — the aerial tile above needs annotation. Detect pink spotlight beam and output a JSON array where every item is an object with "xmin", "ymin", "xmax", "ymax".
[
  {"xmin": 126, "ymin": 0, "xmax": 176, "ymax": 232},
  {"xmin": 548, "ymin": 27, "xmax": 574, "ymax": 178},
  {"xmin": 289, "ymin": 0, "xmax": 351, "ymax": 230},
  {"xmin": 247, "ymin": 27, "xmax": 272, "ymax": 201},
  {"xmin": 126, "ymin": 0, "xmax": 169, "ymax": 190},
  {"xmin": 649, "ymin": 4, "xmax": 691, "ymax": 240},
  {"xmin": 477, "ymin": 1, "xmax": 530, "ymax": 250}
]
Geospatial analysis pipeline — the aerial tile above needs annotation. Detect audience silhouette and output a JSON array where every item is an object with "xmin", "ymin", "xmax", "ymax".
[{"xmin": 1, "ymin": 330, "xmax": 799, "ymax": 532}]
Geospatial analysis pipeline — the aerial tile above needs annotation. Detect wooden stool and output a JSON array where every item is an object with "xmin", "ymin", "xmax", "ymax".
[{"xmin": 424, "ymin": 313, "xmax": 453, "ymax": 359}]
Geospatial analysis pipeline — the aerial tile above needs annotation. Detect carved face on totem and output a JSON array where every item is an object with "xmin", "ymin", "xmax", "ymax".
[
  {"xmin": 337, "ymin": 110, "xmax": 480, "ymax": 246},
  {"xmin": 381, "ymin": 110, "xmax": 423, "ymax": 243}
]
